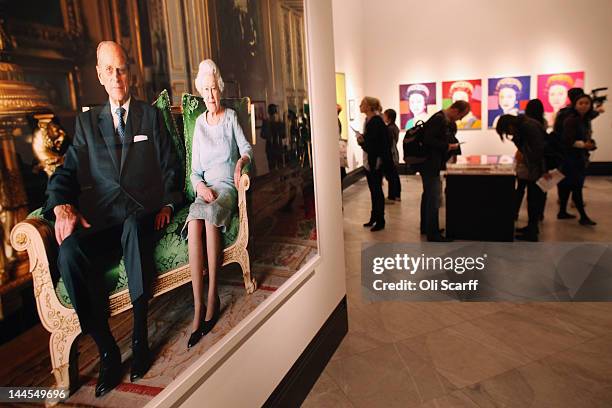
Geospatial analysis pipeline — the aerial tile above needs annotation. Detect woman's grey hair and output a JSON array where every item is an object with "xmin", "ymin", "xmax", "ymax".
[{"xmin": 195, "ymin": 59, "xmax": 225, "ymax": 95}]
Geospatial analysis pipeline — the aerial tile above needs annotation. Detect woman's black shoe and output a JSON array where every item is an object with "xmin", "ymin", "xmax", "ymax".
[
  {"xmin": 202, "ymin": 296, "xmax": 221, "ymax": 335},
  {"xmin": 363, "ymin": 220, "xmax": 375, "ymax": 227},
  {"xmin": 579, "ymin": 217, "xmax": 597, "ymax": 226},
  {"xmin": 370, "ymin": 223, "xmax": 385, "ymax": 232},
  {"xmin": 557, "ymin": 212, "xmax": 576, "ymax": 219},
  {"xmin": 187, "ymin": 324, "xmax": 205, "ymax": 349}
]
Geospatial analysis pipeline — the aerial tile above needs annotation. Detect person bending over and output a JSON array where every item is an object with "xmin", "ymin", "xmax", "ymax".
[{"xmin": 496, "ymin": 114, "xmax": 548, "ymax": 241}]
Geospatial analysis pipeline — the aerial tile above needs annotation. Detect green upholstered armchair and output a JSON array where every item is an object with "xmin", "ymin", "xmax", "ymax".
[{"xmin": 9, "ymin": 90, "xmax": 256, "ymax": 398}]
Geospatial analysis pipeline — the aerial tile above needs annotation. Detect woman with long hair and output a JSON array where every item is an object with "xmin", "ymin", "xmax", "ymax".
[
  {"xmin": 557, "ymin": 94, "xmax": 597, "ymax": 225},
  {"xmin": 515, "ymin": 99, "xmax": 548, "ymax": 220}
]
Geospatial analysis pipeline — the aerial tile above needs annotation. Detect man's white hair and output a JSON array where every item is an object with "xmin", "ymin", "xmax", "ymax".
[{"xmin": 195, "ymin": 59, "xmax": 225, "ymax": 95}]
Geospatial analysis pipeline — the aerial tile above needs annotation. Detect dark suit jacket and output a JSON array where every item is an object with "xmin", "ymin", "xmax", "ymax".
[
  {"xmin": 44, "ymin": 99, "xmax": 181, "ymax": 226},
  {"xmin": 421, "ymin": 111, "xmax": 453, "ymax": 176},
  {"xmin": 361, "ymin": 115, "xmax": 392, "ymax": 171}
]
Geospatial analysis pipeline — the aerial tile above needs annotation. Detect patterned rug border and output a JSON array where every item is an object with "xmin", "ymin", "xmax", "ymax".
[{"xmin": 83, "ymin": 376, "xmax": 164, "ymax": 397}]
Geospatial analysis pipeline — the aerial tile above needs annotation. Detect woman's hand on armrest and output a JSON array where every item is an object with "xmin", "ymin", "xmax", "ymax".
[{"xmin": 234, "ymin": 156, "xmax": 250, "ymax": 188}]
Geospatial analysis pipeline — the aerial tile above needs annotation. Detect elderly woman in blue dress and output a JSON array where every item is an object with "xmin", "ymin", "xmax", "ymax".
[{"xmin": 184, "ymin": 59, "xmax": 253, "ymax": 348}]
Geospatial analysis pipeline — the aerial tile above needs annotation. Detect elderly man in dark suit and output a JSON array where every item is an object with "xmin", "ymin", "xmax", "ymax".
[{"xmin": 44, "ymin": 41, "xmax": 181, "ymax": 397}]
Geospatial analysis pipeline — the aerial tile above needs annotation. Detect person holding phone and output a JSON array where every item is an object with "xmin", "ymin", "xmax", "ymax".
[{"xmin": 415, "ymin": 100, "xmax": 470, "ymax": 242}]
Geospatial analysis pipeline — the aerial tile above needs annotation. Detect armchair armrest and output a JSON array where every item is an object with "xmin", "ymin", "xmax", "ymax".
[
  {"xmin": 11, "ymin": 217, "xmax": 81, "ymax": 393},
  {"xmin": 11, "ymin": 217, "xmax": 56, "ymax": 263},
  {"xmin": 238, "ymin": 172, "xmax": 250, "ymax": 198},
  {"xmin": 11, "ymin": 217, "xmax": 77, "ymax": 332}
]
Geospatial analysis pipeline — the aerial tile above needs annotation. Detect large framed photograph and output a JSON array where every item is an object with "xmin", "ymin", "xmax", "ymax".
[{"xmin": 2, "ymin": 0, "xmax": 331, "ymax": 406}]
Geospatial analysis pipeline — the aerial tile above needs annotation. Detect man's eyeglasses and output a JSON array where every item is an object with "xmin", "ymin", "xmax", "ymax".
[{"xmin": 101, "ymin": 65, "xmax": 129, "ymax": 77}]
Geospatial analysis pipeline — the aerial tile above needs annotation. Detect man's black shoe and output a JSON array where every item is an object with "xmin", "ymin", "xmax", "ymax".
[
  {"xmin": 420, "ymin": 228, "xmax": 445, "ymax": 235},
  {"xmin": 95, "ymin": 347, "xmax": 122, "ymax": 397},
  {"xmin": 130, "ymin": 340, "xmax": 152, "ymax": 382},
  {"xmin": 427, "ymin": 235, "xmax": 453, "ymax": 242},
  {"xmin": 363, "ymin": 220, "xmax": 375, "ymax": 227},
  {"xmin": 515, "ymin": 233, "xmax": 538, "ymax": 242}
]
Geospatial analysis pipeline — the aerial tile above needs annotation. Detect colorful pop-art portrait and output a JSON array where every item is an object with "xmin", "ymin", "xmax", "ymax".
[
  {"xmin": 442, "ymin": 79, "xmax": 482, "ymax": 130},
  {"xmin": 537, "ymin": 71, "xmax": 585, "ymax": 125},
  {"xmin": 487, "ymin": 76, "xmax": 531, "ymax": 128},
  {"xmin": 399, "ymin": 82, "xmax": 437, "ymax": 130}
]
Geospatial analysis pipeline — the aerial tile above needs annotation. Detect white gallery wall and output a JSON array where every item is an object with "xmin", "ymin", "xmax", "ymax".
[
  {"xmin": 332, "ymin": 0, "xmax": 366, "ymax": 170},
  {"xmin": 335, "ymin": 0, "xmax": 612, "ymax": 167}
]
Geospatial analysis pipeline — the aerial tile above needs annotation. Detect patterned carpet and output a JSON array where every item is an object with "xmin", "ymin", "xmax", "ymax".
[
  {"xmin": 1, "ymin": 188, "xmax": 318, "ymax": 407},
  {"xmin": 64, "ymin": 273, "xmax": 281, "ymax": 407},
  {"xmin": 1, "ymin": 270, "xmax": 283, "ymax": 407}
]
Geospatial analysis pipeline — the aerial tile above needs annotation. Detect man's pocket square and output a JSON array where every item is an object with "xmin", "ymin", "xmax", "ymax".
[{"xmin": 134, "ymin": 135, "xmax": 148, "ymax": 142}]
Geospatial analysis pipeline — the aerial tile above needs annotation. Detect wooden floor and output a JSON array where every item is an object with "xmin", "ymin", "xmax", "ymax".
[{"xmin": 303, "ymin": 175, "xmax": 612, "ymax": 408}]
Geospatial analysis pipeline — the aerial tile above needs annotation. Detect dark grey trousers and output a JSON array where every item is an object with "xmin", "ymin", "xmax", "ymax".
[
  {"xmin": 420, "ymin": 173, "xmax": 441, "ymax": 239},
  {"xmin": 57, "ymin": 213, "xmax": 155, "ymax": 334}
]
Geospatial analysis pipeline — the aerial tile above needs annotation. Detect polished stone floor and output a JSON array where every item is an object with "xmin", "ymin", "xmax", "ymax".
[{"xmin": 303, "ymin": 175, "xmax": 612, "ymax": 408}]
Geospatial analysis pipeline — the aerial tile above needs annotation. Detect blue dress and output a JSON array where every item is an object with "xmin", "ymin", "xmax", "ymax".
[{"xmin": 182, "ymin": 108, "xmax": 253, "ymax": 236}]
